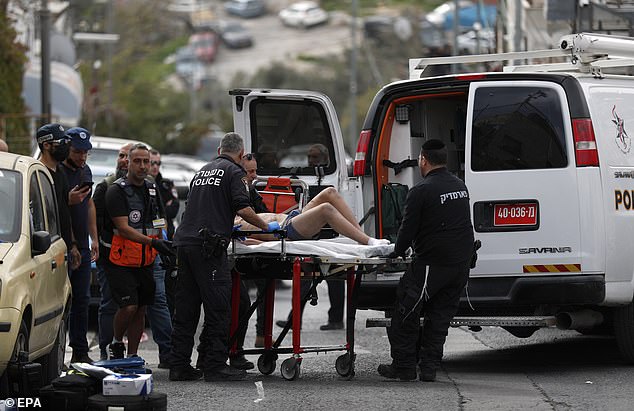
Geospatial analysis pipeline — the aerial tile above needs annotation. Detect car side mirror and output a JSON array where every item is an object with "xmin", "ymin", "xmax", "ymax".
[{"xmin": 32, "ymin": 231, "xmax": 51, "ymax": 255}]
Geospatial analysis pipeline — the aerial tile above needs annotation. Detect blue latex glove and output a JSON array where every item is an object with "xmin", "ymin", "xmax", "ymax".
[
  {"xmin": 266, "ymin": 221, "xmax": 281, "ymax": 232},
  {"xmin": 233, "ymin": 224, "xmax": 245, "ymax": 241}
]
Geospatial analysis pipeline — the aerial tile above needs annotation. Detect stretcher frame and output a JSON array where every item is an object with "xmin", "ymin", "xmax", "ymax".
[{"xmin": 227, "ymin": 230, "xmax": 398, "ymax": 380}]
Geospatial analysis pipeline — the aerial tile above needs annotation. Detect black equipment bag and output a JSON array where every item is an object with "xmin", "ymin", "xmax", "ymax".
[
  {"xmin": 381, "ymin": 183, "xmax": 408, "ymax": 243},
  {"xmin": 86, "ymin": 392, "xmax": 167, "ymax": 411},
  {"xmin": 40, "ymin": 372, "xmax": 101, "ymax": 411},
  {"xmin": 7, "ymin": 357, "xmax": 42, "ymax": 397}
]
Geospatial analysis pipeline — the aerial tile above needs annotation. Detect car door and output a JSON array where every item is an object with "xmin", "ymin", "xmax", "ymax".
[
  {"xmin": 464, "ymin": 81, "xmax": 582, "ymax": 278},
  {"xmin": 26, "ymin": 169, "xmax": 52, "ymax": 351},
  {"xmin": 37, "ymin": 168, "xmax": 67, "ymax": 341},
  {"xmin": 230, "ymin": 89, "xmax": 363, "ymax": 219}
]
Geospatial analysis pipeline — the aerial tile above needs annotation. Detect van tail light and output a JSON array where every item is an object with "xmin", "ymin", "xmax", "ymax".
[
  {"xmin": 572, "ymin": 118, "xmax": 599, "ymax": 167},
  {"xmin": 353, "ymin": 130, "xmax": 372, "ymax": 176}
]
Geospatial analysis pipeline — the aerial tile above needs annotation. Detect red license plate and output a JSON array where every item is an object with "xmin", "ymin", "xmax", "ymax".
[{"xmin": 493, "ymin": 203, "xmax": 538, "ymax": 226}]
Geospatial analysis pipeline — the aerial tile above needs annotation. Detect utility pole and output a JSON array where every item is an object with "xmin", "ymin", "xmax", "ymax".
[
  {"xmin": 452, "ymin": 0, "xmax": 460, "ymax": 72},
  {"xmin": 40, "ymin": 0, "xmax": 51, "ymax": 124},
  {"xmin": 349, "ymin": 0, "xmax": 358, "ymax": 147},
  {"xmin": 105, "ymin": 0, "xmax": 114, "ymax": 129}
]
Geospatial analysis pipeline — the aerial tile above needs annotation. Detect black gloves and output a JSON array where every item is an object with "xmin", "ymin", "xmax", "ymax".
[{"xmin": 151, "ymin": 238, "xmax": 175, "ymax": 256}]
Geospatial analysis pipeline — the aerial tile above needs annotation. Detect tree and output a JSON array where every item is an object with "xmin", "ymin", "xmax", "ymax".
[{"xmin": 0, "ymin": 1, "xmax": 29, "ymax": 154}]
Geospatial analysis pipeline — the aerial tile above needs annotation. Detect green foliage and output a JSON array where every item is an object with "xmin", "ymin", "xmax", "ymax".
[
  {"xmin": 88, "ymin": 0, "xmax": 190, "ymax": 150},
  {"xmin": 0, "ymin": 5, "xmax": 29, "ymax": 154}
]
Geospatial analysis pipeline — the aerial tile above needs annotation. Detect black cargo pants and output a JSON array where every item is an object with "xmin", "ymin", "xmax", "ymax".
[
  {"xmin": 169, "ymin": 245, "xmax": 231, "ymax": 371},
  {"xmin": 387, "ymin": 258, "xmax": 470, "ymax": 371}
]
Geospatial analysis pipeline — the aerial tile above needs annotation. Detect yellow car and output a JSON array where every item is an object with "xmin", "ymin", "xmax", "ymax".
[{"xmin": 0, "ymin": 152, "xmax": 71, "ymax": 395}]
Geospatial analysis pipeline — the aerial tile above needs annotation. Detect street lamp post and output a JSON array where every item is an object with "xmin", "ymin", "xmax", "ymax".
[{"xmin": 40, "ymin": 0, "xmax": 51, "ymax": 124}]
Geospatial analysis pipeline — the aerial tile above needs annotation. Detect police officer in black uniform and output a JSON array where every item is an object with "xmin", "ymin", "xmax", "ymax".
[
  {"xmin": 378, "ymin": 139, "xmax": 475, "ymax": 382},
  {"xmin": 169, "ymin": 132, "xmax": 278, "ymax": 382}
]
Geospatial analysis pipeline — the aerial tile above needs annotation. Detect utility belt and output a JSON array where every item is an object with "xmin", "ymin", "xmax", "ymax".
[
  {"xmin": 109, "ymin": 228, "xmax": 161, "ymax": 267},
  {"xmin": 198, "ymin": 227, "xmax": 228, "ymax": 259}
]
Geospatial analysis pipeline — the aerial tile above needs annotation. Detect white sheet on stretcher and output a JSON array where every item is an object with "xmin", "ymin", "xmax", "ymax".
[{"xmin": 230, "ymin": 236, "xmax": 394, "ymax": 259}]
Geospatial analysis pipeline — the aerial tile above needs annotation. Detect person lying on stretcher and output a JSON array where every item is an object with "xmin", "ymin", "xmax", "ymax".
[{"xmin": 234, "ymin": 187, "xmax": 390, "ymax": 246}]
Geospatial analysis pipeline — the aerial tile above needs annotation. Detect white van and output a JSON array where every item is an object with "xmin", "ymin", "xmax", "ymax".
[{"xmin": 231, "ymin": 33, "xmax": 634, "ymax": 363}]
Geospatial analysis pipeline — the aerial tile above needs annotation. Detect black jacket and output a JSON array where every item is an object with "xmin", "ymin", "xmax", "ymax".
[
  {"xmin": 393, "ymin": 167, "xmax": 474, "ymax": 265},
  {"xmin": 174, "ymin": 155, "xmax": 251, "ymax": 246}
]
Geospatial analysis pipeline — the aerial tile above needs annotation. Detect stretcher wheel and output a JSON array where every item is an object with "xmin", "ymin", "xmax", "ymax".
[
  {"xmin": 280, "ymin": 357, "xmax": 301, "ymax": 381},
  {"xmin": 257, "ymin": 353, "xmax": 277, "ymax": 375},
  {"xmin": 335, "ymin": 352, "xmax": 355, "ymax": 378}
]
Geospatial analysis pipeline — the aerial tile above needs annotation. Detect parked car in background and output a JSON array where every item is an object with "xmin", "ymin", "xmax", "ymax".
[
  {"xmin": 217, "ymin": 20, "xmax": 254, "ymax": 48},
  {"xmin": 0, "ymin": 152, "xmax": 71, "ymax": 395},
  {"xmin": 224, "ymin": 0, "xmax": 266, "ymax": 18},
  {"xmin": 423, "ymin": 0, "xmax": 474, "ymax": 26},
  {"xmin": 189, "ymin": 31, "xmax": 220, "ymax": 63},
  {"xmin": 161, "ymin": 154, "xmax": 207, "ymax": 199},
  {"xmin": 279, "ymin": 1, "xmax": 329, "ymax": 28},
  {"xmin": 456, "ymin": 28, "xmax": 495, "ymax": 54}
]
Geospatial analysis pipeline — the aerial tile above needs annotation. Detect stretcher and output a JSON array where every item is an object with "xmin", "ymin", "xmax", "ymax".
[{"xmin": 227, "ymin": 232, "xmax": 396, "ymax": 380}]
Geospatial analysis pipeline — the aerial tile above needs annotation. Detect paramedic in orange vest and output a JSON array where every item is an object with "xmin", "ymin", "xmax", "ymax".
[{"xmin": 104, "ymin": 143, "xmax": 175, "ymax": 359}]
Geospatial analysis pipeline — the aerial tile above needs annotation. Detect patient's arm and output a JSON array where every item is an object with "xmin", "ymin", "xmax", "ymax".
[{"xmin": 235, "ymin": 213, "xmax": 287, "ymax": 241}]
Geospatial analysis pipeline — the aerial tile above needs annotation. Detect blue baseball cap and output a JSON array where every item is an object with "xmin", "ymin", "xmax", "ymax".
[
  {"xmin": 36, "ymin": 123, "xmax": 68, "ymax": 144},
  {"xmin": 66, "ymin": 127, "xmax": 92, "ymax": 151}
]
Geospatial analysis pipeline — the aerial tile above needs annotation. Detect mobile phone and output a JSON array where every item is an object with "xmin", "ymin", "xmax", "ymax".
[{"xmin": 79, "ymin": 181, "xmax": 94, "ymax": 190}]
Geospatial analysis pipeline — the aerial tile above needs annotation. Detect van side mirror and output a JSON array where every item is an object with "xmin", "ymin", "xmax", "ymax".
[{"xmin": 32, "ymin": 231, "xmax": 51, "ymax": 255}]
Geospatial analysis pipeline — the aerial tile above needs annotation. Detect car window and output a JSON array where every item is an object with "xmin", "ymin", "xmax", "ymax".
[
  {"xmin": 0, "ymin": 169, "xmax": 22, "ymax": 242},
  {"xmin": 38, "ymin": 170, "xmax": 60, "ymax": 240},
  {"xmin": 87, "ymin": 147, "xmax": 120, "ymax": 169},
  {"xmin": 29, "ymin": 172, "xmax": 46, "ymax": 233},
  {"xmin": 471, "ymin": 86, "xmax": 567, "ymax": 171},
  {"xmin": 250, "ymin": 99, "xmax": 336, "ymax": 176}
]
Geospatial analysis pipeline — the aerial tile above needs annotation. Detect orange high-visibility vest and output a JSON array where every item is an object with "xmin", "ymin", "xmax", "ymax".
[{"xmin": 108, "ymin": 178, "xmax": 164, "ymax": 267}]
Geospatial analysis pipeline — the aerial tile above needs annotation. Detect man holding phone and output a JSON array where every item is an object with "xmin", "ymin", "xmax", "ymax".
[{"xmin": 61, "ymin": 127, "xmax": 99, "ymax": 364}]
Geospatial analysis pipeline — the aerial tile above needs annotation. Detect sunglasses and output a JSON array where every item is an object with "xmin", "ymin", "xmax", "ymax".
[
  {"xmin": 51, "ymin": 137, "xmax": 71, "ymax": 145},
  {"xmin": 151, "ymin": 160, "xmax": 161, "ymax": 166},
  {"xmin": 242, "ymin": 153, "xmax": 254, "ymax": 161}
]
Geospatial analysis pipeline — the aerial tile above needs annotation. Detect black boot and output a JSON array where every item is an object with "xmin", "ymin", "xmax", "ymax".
[
  {"xmin": 377, "ymin": 363, "xmax": 416, "ymax": 381},
  {"xmin": 204, "ymin": 365, "xmax": 247, "ymax": 381},
  {"xmin": 419, "ymin": 365, "xmax": 437, "ymax": 382},
  {"xmin": 169, "ymin": 365, "xmax": 203, "ymax": 381},
  {"xmin": 230, "ymin": 355, "xmax": 254, "ymax": 370},
  {"xmin": 319, "ymin": 321, "xmax": 344, "ymax": 330}
]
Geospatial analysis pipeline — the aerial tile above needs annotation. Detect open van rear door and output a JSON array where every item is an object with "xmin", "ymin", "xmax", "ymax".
[
  {"xmin": 464, "ymin": 81, "xmax": 583, "ymax": 278},
  {"xmin": 229, "ymin": 89, "xmax": 363, "ymax": 220}
]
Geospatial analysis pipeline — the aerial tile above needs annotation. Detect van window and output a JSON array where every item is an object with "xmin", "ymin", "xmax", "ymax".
[
  {"xmin": 250, "ymin": 100, "xmax": 336, "ymax": 176},
  {"xmin": 38, "ymin": 171, "xmax": 60, "ymax": 241},
  {"xmin": 471, "ymin": 86, "xmax": 567, "ymax": 171}
]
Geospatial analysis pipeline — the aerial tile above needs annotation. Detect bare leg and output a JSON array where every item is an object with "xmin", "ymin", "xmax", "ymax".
[
  {"xmin": 126, "ymin": 306, "xmax": 146, "ymax": 355},
  {"xmin": 291, "ymin": 203, "xmax": 370, "ymax": 244},
  {"xmin": 303, "ymin": 187, "xmax": 359, "ymax": 229},
  {"xmin": 113, "ymin": 305, "xmax": 138, "ymax": 341}
]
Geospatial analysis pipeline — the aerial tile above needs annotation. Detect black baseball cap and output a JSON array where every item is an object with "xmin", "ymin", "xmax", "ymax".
[{"xmin": 36, "ymin": 123, "xmax": 69, "ymax": 144}]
